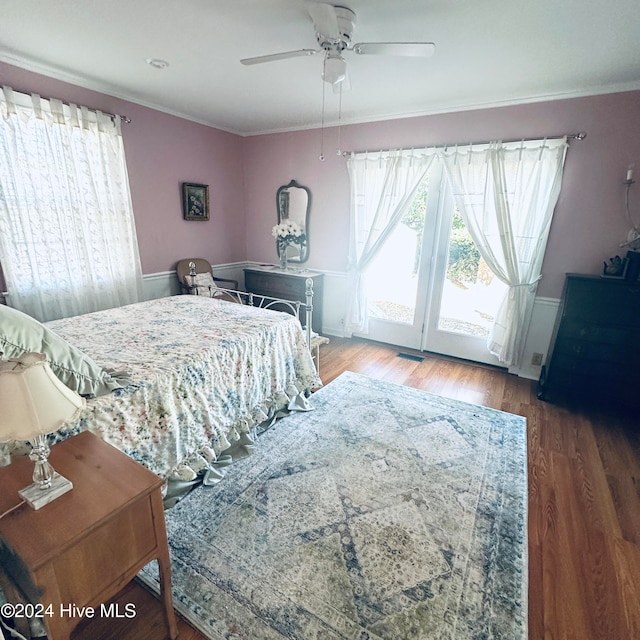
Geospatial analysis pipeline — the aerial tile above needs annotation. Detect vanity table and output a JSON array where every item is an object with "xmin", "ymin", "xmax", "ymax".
[{"xmin": 244, "ymin": 267, "xmax": 324, "ymax": 334}]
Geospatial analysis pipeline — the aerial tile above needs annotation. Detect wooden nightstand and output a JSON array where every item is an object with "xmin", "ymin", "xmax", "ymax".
[{"xmin": 0, "ymin": 431, "xmax": 177, "ymax": 640}]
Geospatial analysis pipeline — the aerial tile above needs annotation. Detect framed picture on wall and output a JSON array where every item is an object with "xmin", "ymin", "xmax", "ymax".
[{"xmin": 182, "ymin": 182, "xmax": 210, "ymax": 221}]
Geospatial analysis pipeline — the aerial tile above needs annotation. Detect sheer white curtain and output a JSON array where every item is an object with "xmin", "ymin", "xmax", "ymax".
[
  {"xmin": 345, "ymin": 149, "xmax": 435, "ymax": 334},
  {"xmin": 0, "ymin": 86, "xmax": 143, "ymax": 321},
  {"xmin": 442, "ymin": 138, "xmax": 567, "ymax": 366}
]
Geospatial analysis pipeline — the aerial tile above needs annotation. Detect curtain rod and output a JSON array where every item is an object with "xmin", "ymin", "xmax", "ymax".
[
  {"xmin": 6, "ymin": 87, "xmax": 131, "ymax": 124},
  {"xmin": 347, "ymin": 131, "xmax": 587, "ymax": 156},
  {"xmin": 47, "ymin": 97, "xmax": 132, "ymax": 124}
]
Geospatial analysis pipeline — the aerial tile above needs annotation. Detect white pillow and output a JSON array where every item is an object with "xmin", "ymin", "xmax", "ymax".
[{"xmin": 184, "ymin": 272, "xmax": 219, "ymax": 297}]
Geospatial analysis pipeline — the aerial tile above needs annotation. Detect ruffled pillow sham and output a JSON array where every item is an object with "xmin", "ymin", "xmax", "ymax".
[{"xmin": 0, "ymin": 304, "xmax": 126, "ymax": 398}]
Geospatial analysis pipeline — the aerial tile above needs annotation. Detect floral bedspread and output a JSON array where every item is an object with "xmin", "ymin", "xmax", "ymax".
[{"xmin": 45, "ymin": 295, "xmax": 321, "ymax": 478}]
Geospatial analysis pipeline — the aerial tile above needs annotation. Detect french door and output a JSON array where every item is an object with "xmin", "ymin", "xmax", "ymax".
[{"xmin": 360, "ymin": 163, "xmax": 506, "ymax": 367}]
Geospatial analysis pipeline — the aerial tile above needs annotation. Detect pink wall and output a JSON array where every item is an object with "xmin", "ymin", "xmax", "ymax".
[
  {"xmin": 2, "ymin": 60, "xmax": 640, "ymax": 299},
  {"xmin": 244, "ymin": 92, "xmax": 640, "ymax": 298},
  {"xmin": 0, "ymin": 61, "xmax": 246, "ymax": 275}
]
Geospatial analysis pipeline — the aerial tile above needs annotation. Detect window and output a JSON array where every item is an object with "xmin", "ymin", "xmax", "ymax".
[{"xmin": 0, "ymin": 88, "xmax": 142, "ymax": 321}]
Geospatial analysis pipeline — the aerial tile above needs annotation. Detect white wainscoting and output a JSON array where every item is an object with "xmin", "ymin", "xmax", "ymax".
[
  {"xmin": 142, "ymin": 271, "xmax": 179, "ymax": 300},
  {"xmin": 310, "ymin": 270, "xmax": 349, "ymax": 337},
  {"xmin": 142, "ymin": 263, "xmax": 247, "ymax": 301},
  {"xmin": 507, "ymin": 296, "xmax": 560, "ymax": 380},
  {"xmin": 3, "ymin": 263, "xmax": 250, "ymax": 309}
]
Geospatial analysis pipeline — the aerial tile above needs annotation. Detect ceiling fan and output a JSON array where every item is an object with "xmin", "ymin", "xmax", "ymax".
[{"xmin": 240, "ymin": 2, "xmax": 436, "ymax": 87}]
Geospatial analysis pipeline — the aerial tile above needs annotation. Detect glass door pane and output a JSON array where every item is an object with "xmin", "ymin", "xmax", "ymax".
[
  {"xmin": 423, "ymin": 196, "xmax": 506, "ymax": 367},
  {"xmin": 361, "ymin": 178, "xmax": 436, "ymax": 349},
  {"xmin": 356, "ymin": 163, "xmax": 506, "ymax": 367},
  {"xmin": 437, "ymin": 210, "xmax": 507, "ymax": 338},
  {"xmin": 367, "ymin": 212, "xmax": 422, "ymax": 325}
]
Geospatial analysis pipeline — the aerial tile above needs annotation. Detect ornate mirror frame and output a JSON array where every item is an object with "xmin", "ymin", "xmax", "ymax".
[{"xmin": 276, "ymin": 179, "xmax": 311, "ymax": 263}]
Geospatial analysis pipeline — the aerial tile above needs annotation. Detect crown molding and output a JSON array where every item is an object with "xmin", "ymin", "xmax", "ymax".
[
  {"xmin": 3, "ymin": 48, "xmax": 640, "ymax": 138},
  {"xmin": 0, "ymin": 49, "xmax": 244, "ymax": 136}
]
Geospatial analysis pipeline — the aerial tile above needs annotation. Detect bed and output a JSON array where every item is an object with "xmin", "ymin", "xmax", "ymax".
[{"xmin": 1, "ymin": 294, "xmax": 321, "ymax": 487}]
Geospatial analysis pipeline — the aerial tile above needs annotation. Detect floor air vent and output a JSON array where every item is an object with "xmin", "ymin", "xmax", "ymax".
[{"xmin": 397, "ymin": 352, "xmax": 424, "ymax": 362}]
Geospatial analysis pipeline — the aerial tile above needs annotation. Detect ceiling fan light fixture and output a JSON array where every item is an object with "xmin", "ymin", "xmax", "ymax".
[
  {"xmin": 239, "ymin": 2, "xmax": 436, "ymax": 89},
  {"xmin": 323, "ymin": 54, "xmax": 347, "ymax": 85}
]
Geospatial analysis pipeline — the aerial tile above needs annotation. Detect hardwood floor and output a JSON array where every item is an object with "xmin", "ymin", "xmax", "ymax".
[{"xmin": 74, "ymin": 337, "xmax": 640, "ymax": 640}]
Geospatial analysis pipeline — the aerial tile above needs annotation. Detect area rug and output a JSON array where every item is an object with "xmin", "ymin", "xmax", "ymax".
[{"xmin": 140, "ymin": 371, "xmax": 528, "ymax": 639}]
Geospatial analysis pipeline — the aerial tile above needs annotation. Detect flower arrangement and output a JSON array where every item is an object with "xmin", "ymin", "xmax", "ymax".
[
  {"xmin": 272, "ymin": 221, "xmax": 306, "ymax": 269},
  {"xmin": 272, "ymin": 220, "xmax": 306, "ymax": 246}
]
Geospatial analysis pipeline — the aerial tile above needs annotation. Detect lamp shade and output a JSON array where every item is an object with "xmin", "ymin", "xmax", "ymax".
[{"xmin": 0, "ymin": 353, "xmax": 85, "ymax": 443}]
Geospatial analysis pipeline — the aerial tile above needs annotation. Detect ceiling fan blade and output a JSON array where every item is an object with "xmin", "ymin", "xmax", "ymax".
[
  {"xmin": 308, "ymin": 2, "xmax": 340, "ymax": 38},
  {"xmin": 352, "ymin": 42, "xmax": 436, "ymax": 57},
  {"xmin": 241, "ymin": 49, "xmax": 319, "ymax": 65}
]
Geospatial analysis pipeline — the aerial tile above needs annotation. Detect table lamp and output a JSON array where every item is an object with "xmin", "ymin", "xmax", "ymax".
[{"xmin": 0, "ymin": 353, "xmax": 85, "ymax": 510}]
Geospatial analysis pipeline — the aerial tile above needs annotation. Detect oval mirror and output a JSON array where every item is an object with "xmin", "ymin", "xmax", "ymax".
[{"xmin": 276, "ymin": 179, "xmax": 311, "ymax": 263}]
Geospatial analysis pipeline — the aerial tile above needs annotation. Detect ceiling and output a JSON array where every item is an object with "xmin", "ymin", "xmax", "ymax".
[{"xmin": 1, "ymin": 0, "xmax": 639, "ymax": 136}]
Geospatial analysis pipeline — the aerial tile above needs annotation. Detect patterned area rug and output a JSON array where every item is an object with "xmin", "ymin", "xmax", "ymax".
[{"xmin": 141, "ymin": 371, "xmax": 528, "ymax": 639}]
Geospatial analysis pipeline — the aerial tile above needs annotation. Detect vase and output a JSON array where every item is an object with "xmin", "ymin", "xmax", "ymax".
[{"xmin": 279, "ymin": 244, "xmax": 288, "ymax": 270}]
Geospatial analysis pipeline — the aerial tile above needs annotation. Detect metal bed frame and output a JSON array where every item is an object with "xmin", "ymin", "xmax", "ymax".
[{"xmin": 185, "ymin": 262, "xmax": 315, "ymax": 349}]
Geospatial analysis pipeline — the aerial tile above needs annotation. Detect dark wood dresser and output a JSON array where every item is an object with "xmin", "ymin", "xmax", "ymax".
[
  {"xmin": 244, "ymin": 267, "xmax": 324, "ymax": 334},
  {"xmin": 537, "ymin": 273, "xmax": 640, "ymax": 407}
]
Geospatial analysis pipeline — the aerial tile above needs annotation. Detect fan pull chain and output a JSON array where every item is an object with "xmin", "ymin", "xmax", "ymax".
[
  {"xmin": 319, "ymin": 62, "xmax": 326, "ymax": 161},
  {"xmin": 336, "ymin": 83, "xmax": 343, "ymax": 157}
]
